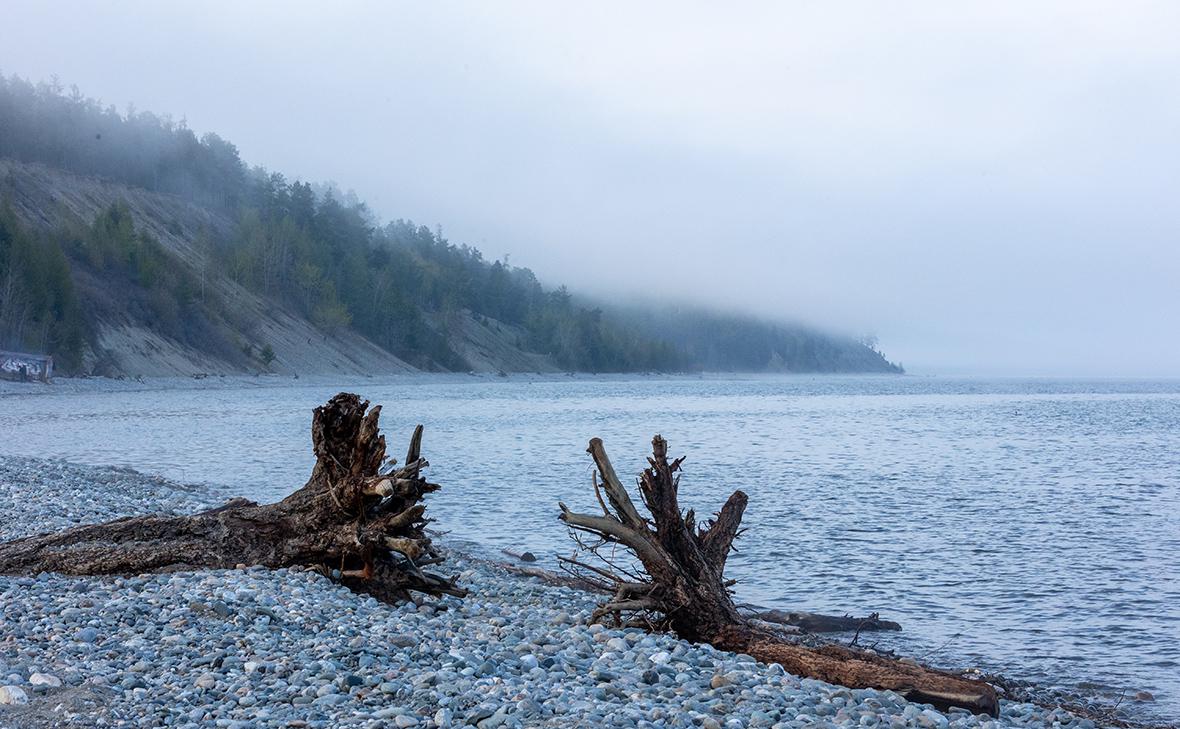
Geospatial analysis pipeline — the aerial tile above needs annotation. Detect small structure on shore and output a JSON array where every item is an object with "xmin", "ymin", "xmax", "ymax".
[{"xmin": 0, "ymin": 351, "xmax": 53, "ymax": 383}]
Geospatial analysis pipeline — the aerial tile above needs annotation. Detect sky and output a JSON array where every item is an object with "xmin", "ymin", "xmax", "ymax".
[{"xmin": 2, "ymin": 1, "xmax": 1178, "ymax": 375}]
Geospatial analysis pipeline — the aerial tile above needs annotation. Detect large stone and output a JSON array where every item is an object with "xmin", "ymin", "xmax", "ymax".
[
  {"xmin": 0, "ymin": 685, "xmax": 29, "ymax": 705},
  {"xmin": 29, "ymin": 672, "xmax": 62, "ymax": 688}
]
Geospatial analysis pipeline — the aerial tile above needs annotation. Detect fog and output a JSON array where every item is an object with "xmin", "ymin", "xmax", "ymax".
[{"xmin": 3, "ymin": 2, "xmax": 1178, "ymax": 375}]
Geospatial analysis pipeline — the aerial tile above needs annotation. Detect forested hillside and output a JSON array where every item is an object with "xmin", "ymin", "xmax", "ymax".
[{"xmin": 0, "ymin": 74, "xmax": 901, "ymax": 375}]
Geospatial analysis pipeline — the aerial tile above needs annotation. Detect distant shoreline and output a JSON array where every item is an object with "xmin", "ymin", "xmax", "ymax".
[
  {"xmin": 7, "ymin": 371, "xmax": 1180, "ymax": 402},
  {"xmin": 0, "ymin": 370, "xmax": 914, "ymax": 396}
]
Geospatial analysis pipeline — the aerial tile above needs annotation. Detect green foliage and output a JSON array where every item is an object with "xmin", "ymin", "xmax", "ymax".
[
  {"xmin": 0, "ymin": 205, "xmax": 85, "ymax": 370},
  {"xmin": 0, "ymin": 72, "xmax": 686, "ymax": 372},
  {"xmin": 0, "ymin": 74, "xmax": 901, "ymax": 375},
  {"xmin": 259, "ymin": 343, "xmax": 276, "ymax": 366},
  {"xmin": 82, "ymin": 202, "xmax": 173, "ymax": 292},
  {"xmin": 0, "ymin": 75, "xmax": 245, "ymax": 208},
  {"xmin": 617, "ymin": 306, "xmax": 903, "ymax": 373},
  {"xmin": 69, "ymin": 202, "xmax": 245, "ymax": 367},
  {"xmin": 312, "ymin": 298, "xmax": 352, "ymax": 334}
]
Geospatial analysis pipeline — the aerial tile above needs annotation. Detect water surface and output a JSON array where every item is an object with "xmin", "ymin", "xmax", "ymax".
[{"xmin": 2, "ymin": 374, "xmax": 1177, "ymax": 718}]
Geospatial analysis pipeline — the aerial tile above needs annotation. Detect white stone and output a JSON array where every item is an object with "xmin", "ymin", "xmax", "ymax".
[
  {"xmin": 649, "ymin": 651, "xmax": 671, "ymax": 665},
  {"xmin": 29, "ymin": 672, "xmax": 62, "ymax": 687},
  {"xmin": 0, "ymin": 686, "xmax": 29, "ymax": 705}
]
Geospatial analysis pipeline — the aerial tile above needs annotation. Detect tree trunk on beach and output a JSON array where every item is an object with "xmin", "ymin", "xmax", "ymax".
[
  {"xmin": 559, "ymin": 436, "xmax": 999, "ymax": 716},
  {"xmin": 743, "ymin": 609, "xmax": 902, "ymax": 634},
  {"xmin": 0, "ymin": 392, "xmax": 464, "ymax": 602}
]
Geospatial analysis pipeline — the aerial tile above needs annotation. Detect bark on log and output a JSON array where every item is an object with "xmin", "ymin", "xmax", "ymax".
[
  {"xmin": 559, "ymin": 435, "xmax": 998, "ymax": 716},
  {"xmin": 745, "ymin": 609, "xmax": 902, "ymax": 634},
  {"xmin": 0, "ymin": 393, "xmax": 464, "ymax": 602}
]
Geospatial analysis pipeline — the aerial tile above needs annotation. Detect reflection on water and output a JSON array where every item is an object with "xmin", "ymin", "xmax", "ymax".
[{"xmin": 2, "ymin": 375, "xmax": 1178, "ymax": 717}]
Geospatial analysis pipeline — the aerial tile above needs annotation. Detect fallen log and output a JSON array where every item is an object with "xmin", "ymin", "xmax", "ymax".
[
  {"xmin": 559, "ymin": 435, "xmax": 998, "ymax": 716},
  {"xmin": 743, "ymin": 608, "xmax": 902, "ymax": 634},
  {"xmin": 500, "ymin": 548, "xmax": 538, "ymax": 562},
  {"xmin": 0, "ymin": 392, "xmax": 464, "ymax": 602},
  {"xmin": 497, "ymin": 556, "xmax": 903, "ymax": 636}
]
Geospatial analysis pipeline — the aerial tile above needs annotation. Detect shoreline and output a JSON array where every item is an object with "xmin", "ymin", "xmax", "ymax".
[
  {"xmin": 0, "ymin": 371, "xmax": 910, "ymax": 396},
  {"xmin": 3, "ymin": 372, "xmax": 1178, "ymax": 404},
  {"xmin": 1, "ymin": 458, "xmax": 1170, "ymax": 728}
]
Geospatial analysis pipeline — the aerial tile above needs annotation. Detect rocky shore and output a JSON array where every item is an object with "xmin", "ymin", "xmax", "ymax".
[{"xmin": 0, "ymin": 459, "xmax": 1105, "ymax": 728}]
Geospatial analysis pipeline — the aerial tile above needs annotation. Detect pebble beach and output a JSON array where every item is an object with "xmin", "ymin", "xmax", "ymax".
[{"xmin": 0, "ymin": 458, "xmax": 1117, "ymax": 728}]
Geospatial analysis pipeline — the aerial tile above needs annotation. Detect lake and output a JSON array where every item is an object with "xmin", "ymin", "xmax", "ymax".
[{"xmin": 2, "ymin": 374, "xmax": 1177, "ymax": 718}]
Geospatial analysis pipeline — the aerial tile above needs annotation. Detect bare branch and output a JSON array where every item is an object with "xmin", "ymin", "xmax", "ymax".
[
  {"xmin": 587, "ymin": 437, "xmax": 647, "ymax": 529},
  {"xmin": 592, "ymin": 473, "xmax": 612, "ymax": 518},
  {"xmin": 377, "ymin": 504, "xmax": 426, "ymax": 531},
  {"xmin": 557, "ymin": 554, "xmax": 624, "ymax": 584},
  {"xmin": 559, "ymin": 433, "xmax": 998, "ymax": 717},
  {"xmin": 699, "ymin": 490, "xmax": 749, "ymax": 569},
  {"xmin": 558, "ymin": 506, "xmax": 662, "ymax": 563},
  {"xmin": 404, "ymin": 424, "xmax": 423, "ymax": 477},
  {"xmin": 600, "ymin": 597, "xmax": 658, "ymax": 613}
]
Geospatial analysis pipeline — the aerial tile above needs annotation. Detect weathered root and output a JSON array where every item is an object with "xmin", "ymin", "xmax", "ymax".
[
  {"xmin": 0, "ymin": 393, "xmax": 465, "ymax": 602},
  {"xmin": 559, "ymin": 435, "xmax": 998, "ymax": 716}
]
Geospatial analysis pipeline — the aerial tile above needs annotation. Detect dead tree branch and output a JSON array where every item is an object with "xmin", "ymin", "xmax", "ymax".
[
  {"xmin": 559, "ymin": 434, "xmax": 998, "ymax": 716},
  {"xmin": 0, "ymin": 393, "xmax": 465, "ymax": 602}
]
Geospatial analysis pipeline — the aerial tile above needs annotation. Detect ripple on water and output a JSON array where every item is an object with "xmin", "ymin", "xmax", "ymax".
[{"xmin": 0, "ymin": 374, "xmax": 1177, "ymax": 720}]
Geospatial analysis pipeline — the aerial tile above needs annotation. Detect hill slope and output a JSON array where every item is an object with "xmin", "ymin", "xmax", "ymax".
[
  {"xmin": 1, "ymin": 158, "xmax": 416, "ymax": 376},
  {"xmin": 0, "ymin": 74, "xmax": 901, "ymax": 376}
]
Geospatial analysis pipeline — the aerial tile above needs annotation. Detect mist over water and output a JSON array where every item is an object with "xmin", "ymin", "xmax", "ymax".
[
  {"xmin": 2, "ymin": 5, "xmax": 1179, "ymax": 729},
  {"xmin": 3, "ymin": 2, "xmax": 1179, "ymax": 375},
  {"xmin": 2, "ymin": 375, "xmax": 1177, "ymax": 718}
]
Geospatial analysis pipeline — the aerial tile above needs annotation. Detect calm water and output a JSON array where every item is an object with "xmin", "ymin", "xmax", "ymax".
[{"xmin": 2, "ymin": 375, "xmax": 1178, "ymax": 717}]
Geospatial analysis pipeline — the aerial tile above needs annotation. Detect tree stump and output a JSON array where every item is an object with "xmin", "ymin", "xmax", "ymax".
[
  {"xmin": 0, "ymin": 392, "xmax": 464, "ymax": 602},
  {"xmin": 559, "ymin": 435, "xmax": 998, "ymax": 716}
]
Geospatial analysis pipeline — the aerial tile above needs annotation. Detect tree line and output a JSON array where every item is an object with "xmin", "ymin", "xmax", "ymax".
[{"xmin": 0, "ymin": 73, "xmax": 899, "ymax": 375}]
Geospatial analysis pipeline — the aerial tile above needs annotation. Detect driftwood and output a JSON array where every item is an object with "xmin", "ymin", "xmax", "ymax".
[
  {"xmin": 559, "ymin": 435, "xmax": 999, "ymax": 716},
  {"xmin": 501, "ymin": 548, "xmax": 538, "ymax": 562},
  {"xmin": 507, "ymin": 559, "xmax": 901, "ymax": 635},
  {"xmin": 744, "ymin": 609, "xmax": 902, "ymax": 634},
  {"xmin": 0, "ymin": 393, "xmax": 464, "ymax": 602}
]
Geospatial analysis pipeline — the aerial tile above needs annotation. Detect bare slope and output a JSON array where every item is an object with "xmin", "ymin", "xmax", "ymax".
[
  {"xmin": 0, "ymin": 160, "xmax": 582, "ymax": 376},
  {"xmin": 427, "ymin": 310, "xmax": 558, "ymax": 374},
  {"xmin": 0, "ymin": 160, "xmax": 418, "ymax": 375},
  {"xmin": 0, "ymin": 157, "xmax": 901, "ymax": 377}
]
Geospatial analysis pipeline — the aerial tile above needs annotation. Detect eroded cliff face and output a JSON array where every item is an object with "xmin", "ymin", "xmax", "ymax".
[{"xmin": 0, "ymin": 159, "xmax": 554, "ymax": 377}]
